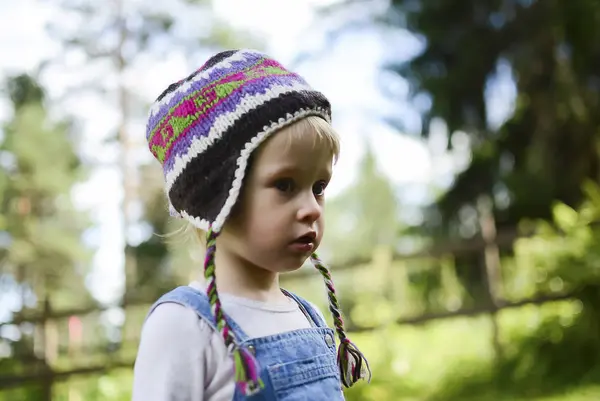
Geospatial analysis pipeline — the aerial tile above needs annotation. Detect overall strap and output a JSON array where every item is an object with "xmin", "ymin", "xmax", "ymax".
[
  {"xmin": 147, "ymin": 286, "xmax": 249, "ymax": 342},
  {"xmin": 281, "ymin": 289, "xmax": 328, "ymax": 328}
]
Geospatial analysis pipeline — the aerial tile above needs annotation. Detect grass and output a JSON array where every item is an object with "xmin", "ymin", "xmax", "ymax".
[{"xmin": 343, "ymin": 299, "xmax": 600, "ymax": 401}]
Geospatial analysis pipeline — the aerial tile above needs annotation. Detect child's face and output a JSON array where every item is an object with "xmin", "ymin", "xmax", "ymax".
[{"xmin": 220, "ymin": 121, "xmax": 335, "ymax": 273}]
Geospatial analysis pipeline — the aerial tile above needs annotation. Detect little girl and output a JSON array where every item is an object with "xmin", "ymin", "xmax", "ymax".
[{"xmin": 132, "ymin": 49, "xmax": 371, "ymax": 401}]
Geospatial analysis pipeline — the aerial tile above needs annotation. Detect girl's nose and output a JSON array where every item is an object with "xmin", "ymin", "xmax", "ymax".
[{"xmin": 296, "ymin": 193, "xmax": 322, "ymax": 223}]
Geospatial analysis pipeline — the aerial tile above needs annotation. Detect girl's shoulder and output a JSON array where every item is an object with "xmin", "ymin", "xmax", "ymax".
[
  {"xmin": 138, "ymin": 285, "xmax": 223, "ymax": 362},
  {"xmin": 142, "ymin": 299, "xmax": 214, "ymax": 344},
  {"xmin": 133, "ymin": 295, "xmax": 234, "ymax": 401},
  {"xmin": 149, "ymin": 284, "xmax": 217, "ymax": 326},
  {"xmin": 141, "ymin": 286, "xmax": 220, "ymax": 352}
]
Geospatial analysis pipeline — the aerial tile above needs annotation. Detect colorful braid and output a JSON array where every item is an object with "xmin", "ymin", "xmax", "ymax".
[
  {"xmin": 310, "ymin": 253, "xmax": 372, "ymax": 388},
  {"xmin": 204, "ymin": 226, "xmax": 264, "ymax": 395}
]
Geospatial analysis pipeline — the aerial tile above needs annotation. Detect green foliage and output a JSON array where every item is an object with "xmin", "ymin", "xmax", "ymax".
[
  {"xmin": 428, "ymin": 182, "xmax": 600, "ymax": 400},
  {"xmin": 503, "ymin": 180, "xmax": 600, "ymax": 301},
  {"xmin": 50, "ymin": 370, "xmax": 133, "ymax": 401},
  {"xmin": 383, "ymin": 0, "xmax": 600, "ymax": 234},
  {"xmin": 0, "ymin": 74, "xmax": 91, "ymax": 304},
  {"xmin": 0, "ymin": 74, "xmax": 93, "ymax": 401}
]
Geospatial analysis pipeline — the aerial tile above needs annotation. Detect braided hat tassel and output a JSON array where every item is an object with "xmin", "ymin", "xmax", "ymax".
[
  {"xmin": 310, "ymin": 253, "xmax": 372, "ymax": 387},
  {"xmin": 204, "ymin": 227, "xmax": 264, "ymax": 395}
]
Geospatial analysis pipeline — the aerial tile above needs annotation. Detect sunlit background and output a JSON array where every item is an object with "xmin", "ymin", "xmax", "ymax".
[{"xmin": 1, "ymin": 0, "xmax": 600, "ymax": 400}]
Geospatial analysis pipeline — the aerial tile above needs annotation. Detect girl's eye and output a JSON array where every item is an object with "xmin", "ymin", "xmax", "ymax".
[
  {"xmin": 274, "ymin": 178, "xmax": 295, "ymax": 193},
  {"xmin": 313, "ymin": 181, "xmax": 327, "ymax": 196}
]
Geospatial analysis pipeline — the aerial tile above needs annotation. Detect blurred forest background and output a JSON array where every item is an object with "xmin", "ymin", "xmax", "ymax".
[{"xmin": 2, "ymin": 0, "xmax": 600, "ymax": 400}]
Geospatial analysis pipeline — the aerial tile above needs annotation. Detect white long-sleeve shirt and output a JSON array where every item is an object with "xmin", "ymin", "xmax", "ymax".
[{"xmin": 131, "ymin": 281, "xmax": 327, "ymax": 401}]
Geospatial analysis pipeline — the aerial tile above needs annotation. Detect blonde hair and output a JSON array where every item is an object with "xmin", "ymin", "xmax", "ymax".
[{"xmin": 282, "ymin": 115, "xmax": 341, "ymax": 162}]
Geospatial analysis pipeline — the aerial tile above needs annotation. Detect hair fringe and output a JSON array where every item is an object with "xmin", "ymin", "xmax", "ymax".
[
  {"xmin": 154, "ymin": 220, "xmax": 203, "ymax": 246},
  {"xmin": 283, "ymin": 115, "xmax": 341, "ymax": 163}
]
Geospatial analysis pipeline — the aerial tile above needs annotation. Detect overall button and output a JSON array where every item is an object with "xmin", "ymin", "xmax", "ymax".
[
  {"xmin": 247, "ymin": 345, "xmax": 256, "ymax": 355},
  {"xmin": 324, "ymin": 333, "xmax": 335, "ymax": 347}
]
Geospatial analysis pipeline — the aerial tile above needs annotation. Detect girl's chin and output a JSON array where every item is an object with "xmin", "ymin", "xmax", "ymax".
[{"xmin": 270, "ymin": 256, "xmax": 312, "ymax": 274}]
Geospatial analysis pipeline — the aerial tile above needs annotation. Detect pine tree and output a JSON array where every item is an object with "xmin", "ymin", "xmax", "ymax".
[
  {"xmin": 0, "ymin": 73, "xmax": 93, "ymax": 401},
  {"xmin": 0, "ymin": 73, "xmax": 92, "ymax": 308}
]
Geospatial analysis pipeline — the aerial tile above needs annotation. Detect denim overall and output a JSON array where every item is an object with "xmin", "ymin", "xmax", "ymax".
[{"xmin": 149, "ymin": 286, "xmax": 345, "ymax": 401}]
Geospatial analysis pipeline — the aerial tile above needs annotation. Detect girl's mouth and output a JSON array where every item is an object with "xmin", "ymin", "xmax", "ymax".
[{"xmin": 289, "ymin": 233, "xmax": 316, "ymax": 253}]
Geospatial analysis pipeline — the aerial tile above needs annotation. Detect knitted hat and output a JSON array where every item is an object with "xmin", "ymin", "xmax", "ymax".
[{"xmin": 146, "ymin": 49, "xmax": 371, "ymax": 395}]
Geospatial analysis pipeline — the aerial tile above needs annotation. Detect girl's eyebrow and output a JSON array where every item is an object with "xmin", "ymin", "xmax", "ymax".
[
  {"xmin": 261, "ymin": 164, "xmax": 332, "ymax": 180},
  {"xmin": 261, "ymin": 164, "xmax": 299, "ymax": 178}
]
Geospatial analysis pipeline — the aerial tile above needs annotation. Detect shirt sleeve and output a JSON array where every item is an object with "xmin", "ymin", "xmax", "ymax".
[{"xmin": 132, "ymin": 302, "xmax": 212, "ymax": 401}]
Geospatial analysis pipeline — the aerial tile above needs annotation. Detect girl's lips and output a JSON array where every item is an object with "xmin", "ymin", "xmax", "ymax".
[
  {"xmin": 289, "ymin": 232, "xmax": 316, "ymax": 253},
  {"xmin": 289, "ymin": 241, "xmax": 315, "ymax": 253}
]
